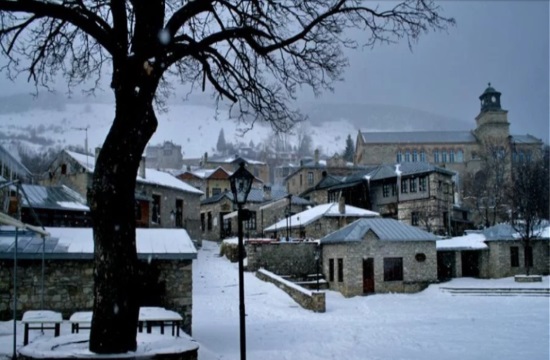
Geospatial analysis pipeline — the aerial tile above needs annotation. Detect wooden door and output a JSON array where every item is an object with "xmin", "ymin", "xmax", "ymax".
[{"xmin": 363, "ymin": 258, "xmax": 375, "ymax": 294}]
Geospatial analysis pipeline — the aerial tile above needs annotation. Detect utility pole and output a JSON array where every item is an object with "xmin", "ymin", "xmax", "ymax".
[{"xmin": 72, "ymin": 126, "xmax": 90, "ymax": 167}]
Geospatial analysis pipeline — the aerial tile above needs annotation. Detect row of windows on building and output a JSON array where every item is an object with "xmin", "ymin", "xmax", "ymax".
[
  {"xmin": 327, "ymin": 257, "xmax": 404, "ymax": 282},
  {"xmin": 396, "ymin": 149, "xmax": 464, "ymax": 164}
]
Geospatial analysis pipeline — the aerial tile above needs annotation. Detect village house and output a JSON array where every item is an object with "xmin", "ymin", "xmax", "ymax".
[
  {"xmin": 0, "ymin": 226, "xmax": 197, "ymax": 334},
  {"xmin": 320, "ymin": 217, "xmax": 439, "ymax": 297},
  {"xmin": 40, "ymin": 149, "xmax": 204, "ymax": 241},
  {"xmin": 145, "ymin": 141, "xmax": 184, "ymax": 170},
  {"xmin": 201, "ymin": 153, "xmax": 270, "ymax": 184},
  {"xmin": 263, "ymin": 200, "xmax": 379, "ymax": 240},
  {"xmin": 436, "ymin": 223, "xmax": 550, "ymax": 280},
  {"xmin": 177, "ymin": 166, "xmax": 233, "ymax": 199}
]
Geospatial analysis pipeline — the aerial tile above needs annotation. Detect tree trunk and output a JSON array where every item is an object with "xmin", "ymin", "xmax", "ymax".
[{"xmin": 88, "ymin": 82, "xmax": 158, "ymax": 353}]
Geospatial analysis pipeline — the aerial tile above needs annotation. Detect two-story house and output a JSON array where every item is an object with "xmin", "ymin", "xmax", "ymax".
[{"xmin": 41, "ymin": 149, "xmax": 204, "ymax": 240}]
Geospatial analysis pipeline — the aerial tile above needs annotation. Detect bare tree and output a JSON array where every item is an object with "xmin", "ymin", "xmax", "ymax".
[
  {"xmin": 509, "ymin": 155, "xmax": 549, "ymax": 275},
  {"xmin": 0, "ymin": 0, "xmax": 453, "ymax": 353},
  {"xmin": 463, "ymin": 137, "xmax": 512, "ymax": 227}
]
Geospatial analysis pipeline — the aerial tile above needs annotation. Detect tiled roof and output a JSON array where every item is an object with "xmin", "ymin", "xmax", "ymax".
[
  {"xmin": 360, "ymin": 131, "xmax": 477, "ymax": 144},
  {"xmin": 321, "ymin": 218, "xmax": 438, "ymax": 244}
]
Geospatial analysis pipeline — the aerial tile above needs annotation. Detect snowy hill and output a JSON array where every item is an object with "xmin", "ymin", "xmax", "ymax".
[{"xmin": 0, "ymin": 94, "xmax": 469, "ymax": 162}]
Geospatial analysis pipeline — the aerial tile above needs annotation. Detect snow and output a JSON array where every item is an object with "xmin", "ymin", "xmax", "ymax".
[
  {"xmin": 66, "ymin": 150, "xmax": 203, "ymax": 195},
  {"xmin": 264, "ymin": 202, "xmax": 379, "ymax": 232},
  {"xmin": 56, "ymin": 201, "xmax": 90, "ymax": 210},
  {"xmin": 1, "ymin": 240, "xmax": 548, "ymax": 359},
  {"xmin": 44, "ymin": 227, "xmax": 197, "ymax": 256},
  {"xmin": 437, "ymin": 233, "xmax": 488, "ymax": 250}
]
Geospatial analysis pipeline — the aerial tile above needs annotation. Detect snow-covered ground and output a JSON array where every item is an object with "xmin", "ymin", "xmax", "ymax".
[{"xmin": 1, "ymin": 240, "xmax": 549, "ymax": 359}]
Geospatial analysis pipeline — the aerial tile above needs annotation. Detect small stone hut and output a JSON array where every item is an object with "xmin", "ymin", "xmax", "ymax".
[{"xmin": 320, "ymin": 218, "xmax": 438, "ymax": 297}]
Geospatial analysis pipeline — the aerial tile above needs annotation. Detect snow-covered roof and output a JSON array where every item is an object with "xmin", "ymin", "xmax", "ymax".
[
  {"xmin": 21, "ymin": 184, "xmax": 89, "ymax": 211},
  {"xmin": 436, "ymin": 233, "xmax": 488, "ymax": 251},
  {"xmin": 264, "ymin": 203, "xmax": 379, "ymax": 232},
  {"xmin": 0, "ymin": 227, "xmax": 197, "ymax": 260},
  {"xmin": 360, "ymin": 131, "xmax": 477, "ymax": 144},
  {"xmin": 321, "ymin": 218, "xmax": 438, "ymax": 244},
  {"xmin": 65, "ymin": 150, "xmax": 203, "ymax": 195}
]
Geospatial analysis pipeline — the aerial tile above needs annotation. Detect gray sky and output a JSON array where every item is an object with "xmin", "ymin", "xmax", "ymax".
[
  {"xmin": 306, "ymin": 1, "xmax": 549, "ymax": 142},
  {"xmin": 1, "ymin": 1, "xmax": 548, "ymax": 143}
]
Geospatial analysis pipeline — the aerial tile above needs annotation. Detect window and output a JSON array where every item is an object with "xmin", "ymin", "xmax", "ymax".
[
  {"xmin": 307, "ymin": 172, "xmax": 314, "ymax": 186},
  {"xmin": 524, "ymin": 246, "xmax": 533, "ymax": 267},
  {"xmin": 401, "ymin": 179, "xmax": 408, "ymax": 193},
  {"xmin": 419, "ymin": 177, "xmax": 427, "ymax": 192},
  {"xmin": 337, "ymin": 258, "xmax": 344, "ymax": 282},
  {"xmin": 245, "ymin": 211, "xmax": 257, "ymax": 230},
  {"xmin": 396, "ymin": 152, "xmax": 403, "ymax": 163},
  {"xmin": 449, "ymin": 150, "xmax": 455, "ymax": 163},
  {"xmin": 433, "ymin": 150, "xmax": 440, "ymax": 163},
  {"xmin": 384, "ymin": 257, "xmax": 403, "ymax": 281},
  {"xmin": 152, "ymin": 194, "xmax": 161, "ymax": 224},
  {"xmin": 391, "ymin": 183, "xmax": 397, "ymax": 196},
  {"xmin": 405, "ymin": 151, "xmax": 410, "ymax": 162},
  {"xmin": 411, "ymin": 212, "xmax": 419, "ymax": 226},
  {"xmin": 61, "ymin": 163, "xmax": 67, "ymax": 175},
  {"xmin": 175, "ymin": 199, "xmax": 183, "ymax": 227},
  {"xmin": 383, "ymin": 183, "xmax": 391, "ymax": 198},
  {"xmin": 412, "ymin": 150, "xmax": 418, "ymax": 162},
  {"xmin": 201, "ymin": 213, "xmax": 205, "ymax": 232},
  {"xmin": 299, "ymin": 174, "xmax": 303, "ymax": 186},
  {"xmin": 163, "ymin": 149, "xmax": 173, "ymax": 156},
  {"xmin": 409, "ymin": 178, "xmax": 417, "ymax": 193},
  {"xmin": 211, "ymin": 187, "xmax": 221, "ymax": 196},
  {"xmin": 510, "ymin": 247, "xmax": 519, "ymax": 267},
  {"xmin": 420, "ymin": 151, "xmax": 426, "ymax": 162},
  {"xmin": 456, "ymin": 150, "xmax": 464, "ymax": 163},
  {"xmin": 329, "ymin": 259, "xmax": 334, "ymax": 282},
  {"xmin": 207, "ymin": 212, "xmax": 212, "ymax": 231},
  {"xmin": 441, "ymin": 151, "xmax": 447, "ymax": 163}
]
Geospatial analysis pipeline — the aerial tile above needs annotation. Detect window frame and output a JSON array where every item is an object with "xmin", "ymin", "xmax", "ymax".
[
  {"xmin": 510, "ymin": 246, "xmax": 519, "ymax": 267},
  {"xmin": 337, "ymin": 258, "xmax": 344, "ymax": 282},
  {"xmin": 383, "ymin": 257, "xmax": 404, "ymax": 281}
]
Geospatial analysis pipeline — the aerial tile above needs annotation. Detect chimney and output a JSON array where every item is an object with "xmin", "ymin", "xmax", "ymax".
[
  {"xmin": 263, "ymin": 185, "xmax": 272, "ymax": 201},
  {"xmin": 338, "ymin": 196, "xmax": 345, "ymax": 214},
  {"xmin": 204, "ymin": 152, "xmax": 208, "ymax": 164},
  {"xmin": 139, "ymin": 156, "xmax": 146, "ymax": 178},
  {"xmin": 314, "ymin": 149, "xmax": 319, "ymax": 165}
]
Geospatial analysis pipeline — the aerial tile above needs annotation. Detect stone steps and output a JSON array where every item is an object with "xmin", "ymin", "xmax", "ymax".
[{"xmin": 440, "ymin": 287, "xmax": 550, "ymax": 297}]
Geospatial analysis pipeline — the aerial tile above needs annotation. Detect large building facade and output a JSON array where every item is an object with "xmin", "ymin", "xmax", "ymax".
[{"xmin": 355, "ymin": 84, "xmax": 543, "ymax": 175}]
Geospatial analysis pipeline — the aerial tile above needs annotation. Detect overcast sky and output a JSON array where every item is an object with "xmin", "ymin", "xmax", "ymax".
[
  {"xmin": 1, "ymin": 1, "xmax": 548, "ymax": 143},
  {"xmin": 310, "ymin": 0, "xmax": 549, "ymax": 143}
]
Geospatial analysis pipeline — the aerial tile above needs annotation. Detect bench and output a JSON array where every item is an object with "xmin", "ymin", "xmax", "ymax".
[
  {"xmin": 69, "ymin": 307, "xmax": 184, "ymax": 336},
  {"xmin": 69, "ymin": 311, "xmax": 92, "ymax": 334},
  {"xmin": 21, "ymin": 310, "xmax": 63, "ymax": 345},
  {"xmin": 138, "ymin": 307, "xmax": 184, "ymax": 336}
]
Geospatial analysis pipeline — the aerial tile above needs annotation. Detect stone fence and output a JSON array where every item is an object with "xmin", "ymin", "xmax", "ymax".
[
  {"xmin": 256, "ymin": 268, "xmax": 325, "ymax": 313},
  {"xmin": 246, "ymin": 241, "xmax": 319, "ymax": 276}
]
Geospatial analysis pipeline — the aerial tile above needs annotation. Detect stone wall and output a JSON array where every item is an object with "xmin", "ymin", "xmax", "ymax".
[
  {"xmin": 256, "ymin": 268, "xmax": 325, "ymax": 313},
  {"xmin": 484, "ymin": 240, "xmax": 550, "ymax": 278},
  {"xmin": 246, "ymin": 242, "xmax": 318, "ymax": 276},
  {"xmin": 0, "ymin": 258, "xmax": 194, "ymax": 335}
]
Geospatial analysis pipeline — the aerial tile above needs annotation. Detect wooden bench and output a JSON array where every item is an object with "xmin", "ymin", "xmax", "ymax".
[
  {"xmin": 21, "ymin": 310, "xmax": 63, "ymax": 345},
  {"xmin": 69, "ymin": 311, "xmax": 92, "ymax": 334},
  {"xmin": 138, "ymin": 307, "xmax": 184, "ymax": 336},
  {"xmin": 69, "ymin": 307, "xmax": 184, "ymax": 336}
]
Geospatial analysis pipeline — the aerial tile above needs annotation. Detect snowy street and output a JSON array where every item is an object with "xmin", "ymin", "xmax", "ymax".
[{"xmin": 193, "ymin": 241, "xmax": 549, "ymax": 360}]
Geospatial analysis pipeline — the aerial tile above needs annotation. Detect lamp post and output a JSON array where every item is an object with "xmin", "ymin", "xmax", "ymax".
[
  {"xmin": 229, "ymin": 162, "xmax": 254, "ymax": 360},
  {"xmin": 314, "ymin": 245, "xmax": 320, "ymax": 291}
]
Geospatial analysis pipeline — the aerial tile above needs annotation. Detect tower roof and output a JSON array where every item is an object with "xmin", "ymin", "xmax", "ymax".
[{"xmin": 479, "ymin": 82, "xmax": 503, "ymax": 112}]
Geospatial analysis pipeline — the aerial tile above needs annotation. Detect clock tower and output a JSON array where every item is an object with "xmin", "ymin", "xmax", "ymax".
[{"xmin": 474, "ymin": 83, "xmax": 510, "ymax": 141}]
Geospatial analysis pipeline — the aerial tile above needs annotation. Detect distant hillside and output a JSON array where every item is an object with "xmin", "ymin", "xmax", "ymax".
[{"xmin": 0, "ymin": 93, "xmax": 473, "ymax": 164}]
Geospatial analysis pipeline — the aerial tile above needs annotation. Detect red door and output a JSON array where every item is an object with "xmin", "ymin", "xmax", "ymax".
[{"xmin": 363, "ymin": 258, "xmax": 375, "ymax": 294}]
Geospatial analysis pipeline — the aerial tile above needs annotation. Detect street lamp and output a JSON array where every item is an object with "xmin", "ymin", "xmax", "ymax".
[
  {"xmin": 314, "ymin": 245, "xmax": 321, "ymax": 291},
  {"xmin": 229, "ymin": 162, "xmax": 254, "ymax": 360}
]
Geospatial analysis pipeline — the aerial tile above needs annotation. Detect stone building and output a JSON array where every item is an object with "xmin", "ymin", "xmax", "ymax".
[
  {"xmin": 145, "ymin": 141, "xmax": 184, "ymax": 170},
  {"xmin": 263, "ymin": 201, "xmax": 379, "ymax": 240},
  {"xmin": 41, "ymin": 149, "xmax": 203, "ymax": 240},
  {"xmin": 437, "ymin": 224, "xmax": 550, "ymax": 279},
  {"xmin": 0, "ymin": 227, "xmax": 197, "ymax": 334},
  {"xmin": 201, "ymin": 154, "xmax": 270, "ymax": 184},
  {"xmin": 354, "ymin": 83, "xmax": 543, "ymax": 186},
  {"xmin": 320, "ymin": 217, "xmax": 438, "ymax": 297}
]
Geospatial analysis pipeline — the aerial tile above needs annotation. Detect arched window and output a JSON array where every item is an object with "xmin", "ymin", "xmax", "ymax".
[
  {"xmin": 405, "ymin": 151, "xmax": 411, "ymax": 162},
  {"xmin": 420, "ymin": 150, "xmax": 426, "ymax": 162},
  {"xmin": 449, "ymin": 150, "xmax": 455, "ymax": 163},
  {"xmin": 433, "ymin": 150, "xmax": 440, "ymax": 163},
  {"xmin": 412, "ymin": 150, "xmax": 418, "ymax": 162},
  {"xmin": 396, "ymin": 151, "xmax": 402, "ymax": 163},
  {"xmin": 441, "ymin": 150, "xmax": 447, "ymax": 163}
]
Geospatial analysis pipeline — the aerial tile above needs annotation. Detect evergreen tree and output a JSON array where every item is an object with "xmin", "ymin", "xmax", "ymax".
[
  {"xmin": 216, "ymin": 129, "xmax": 227, "ymax": 154},
  {"xmin": 343, "ymin": 134, "xmax": 355, "ymax": 162}
]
